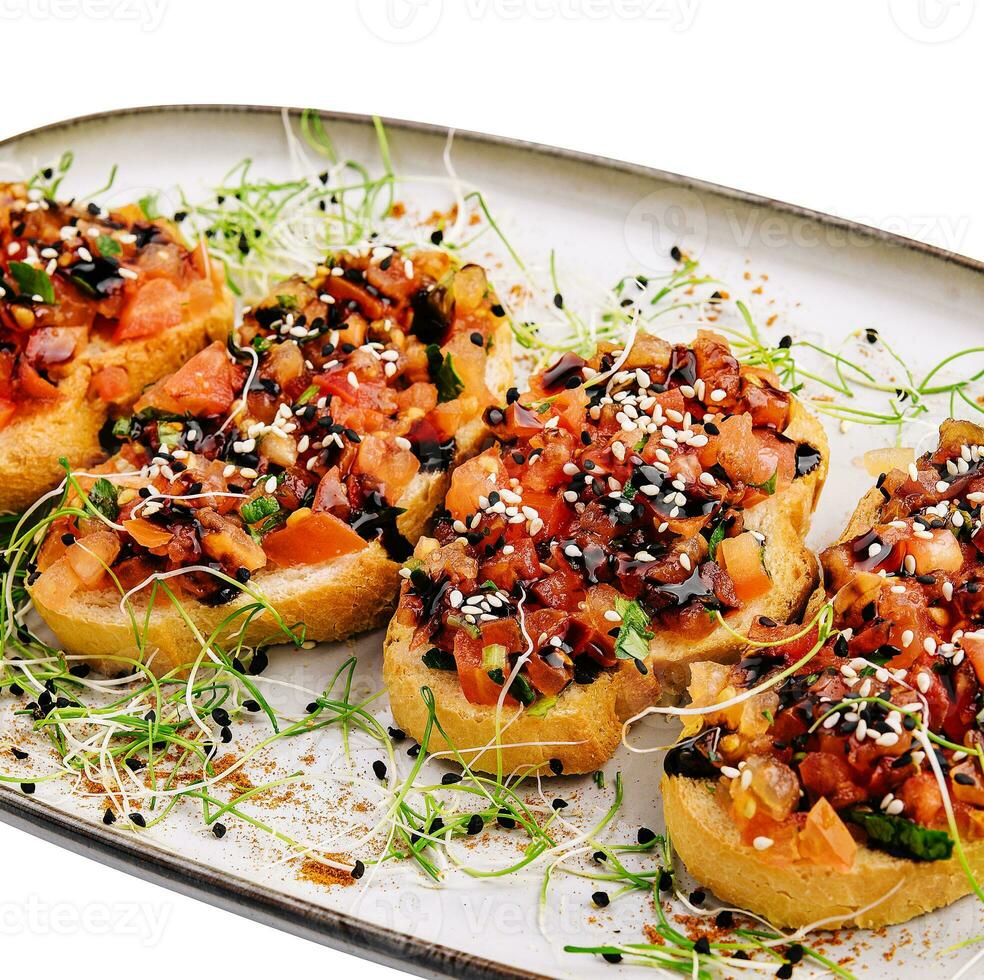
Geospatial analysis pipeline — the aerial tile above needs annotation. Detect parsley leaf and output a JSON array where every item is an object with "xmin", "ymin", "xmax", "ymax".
[
  {"xmin": 96, "ymin": 234, "xmax": 121, "ymax": 257},
  {"xmin": 9, "ymin": 262, "xmax": 55, "ymax": 304},
  {"xmin": 88, "ymin": 478, "xmax": 119, "ymax": 521},
  {"xmin": 425, "ymin": 344, "xmax": 465, "ymax": 402},
  {"xmin": 613, "ymin": 596, "xmax": 654, "ymax": 662},
  {"xmin": 707, "ymin": 522, "xmax": 728, "ymax": 560},
  {"xmin": 240, "ymin": 495, "xmax": 280, "ymax": 525}
]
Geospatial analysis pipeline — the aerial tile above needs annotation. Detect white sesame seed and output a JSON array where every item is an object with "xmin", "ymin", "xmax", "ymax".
[
  {"xmin": 719, "ymin": 765, "xmax": 741, "ymax": 779},
  {"xmin": 710, "ymin": 388, "xmax": 726, "ymax": 402},
  {"xmin": 752, "ymin": 836, "xmax": 774, "ymax": 851},
  {"xmin": 679, "ymin": 553, "xmax": 692, "ymax": 572},
  {"xmin": 604, "ymin": 610, "xmax": 621, "ymax": 623}
]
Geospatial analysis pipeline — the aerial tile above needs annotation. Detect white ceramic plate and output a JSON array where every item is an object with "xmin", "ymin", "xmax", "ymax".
[{"xmin": 2, "ymin": 107, "xmax": 983, "ymax": 979}]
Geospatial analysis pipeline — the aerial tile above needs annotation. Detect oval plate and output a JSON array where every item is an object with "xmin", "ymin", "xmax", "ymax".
[{"xmin": 1, "ymin": 106, "xmax": 982, "ymax": 980}]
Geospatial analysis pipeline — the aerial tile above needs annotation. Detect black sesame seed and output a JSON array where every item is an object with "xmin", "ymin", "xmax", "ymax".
[
  {"xmin": 470, "ymin": 331, "xmax": 484, "ymax": 347},
  {"xmin": 220, "ymin": 726, "xmax": 232, "ymax": 743},
  {"xmin": 549, "ymin": 758, "xmax": 564, "ymax": 775},
  {"xmin": 130, "ymin": 813, "xmax": 146, "ymax": 828},
  {"xmin": 306, "ymin": 702, "xmax": 320, "ymax": 714},
  {"xmin": 552, "ymin": 798, "xmax": 568, "ymax": 810},
  {"xmin": 466, "ymin": 814, "xmax": 484, "ymax": 835},
  {"xmin": 103, "ymin": 808, "xmax": 116, "ymax": 825},
  {"xmin": 407, "ymin": 744, "xmax": 421, "ymax": 758},
  {"xmin": 693, "ymin": 936, "xmax": 711, "ymax": 956},
  {"xmin": 69, "ymin": 664, "xmax": 91, "ymax": 678},
  {"xmin": 430, "ymin": 229, "xmax": 444, "ymax": 245},
  {"xmin": 243, "ymin": 699, "xmax": 261, "ymax": 712},
  {"xmin": 11, "ymin": 747, "xmax": 28, "ymax": 760},
  {"xmin": 351, "ymin": 859, "xmax": 366, "ymax": 879},
  {"xmin": 787, "ymin": 944, "xmax": 804, "ymax": 964},
  {"xmin": 593, "ymin": 850, "xmax": 607, "ymax": 862},
  {"xmin": 372, "ymin": 760, "xmax": 388, "ymax": 780},
  {"xmin": 658, "ymin": 870, "xmax": 673, "ymax": 891},
  {"xmin": 496, "ymin": 812, "xmax": 516, "ymax": 829},
  {"xmin": 689, "ymin": 889, "xmax": 706, "ymax": 906},
  {"xmin": 20, "ymin": 782, "xmax": 35, "ymax": 795},
  {"xmin": 776, "ymin": 964, "xmax": 793, "ymax": 979},
  {"xmin": 637, "ymin": 827, "xmax": 657, "ymax": 845},
  {"xmin": 61, "ymin": 533, "xmax": 75, "ymax": 545},
  {"xmin": 670, "ymin": 245, "xmax": 682, "ymax": 261},
  {"xmin": 715, "ymin": 910, "xmax": 734, "ymax": 929},
  {"xmin": 441, "ymin": 772, "xmax": 461, "ymax": 785},
  {"xmin": 388, "ymin": 726, "xmax": 406, "ymax": 742},
  {"xmin": 602, "ymin": 953, "xmax": 622, "ymax": 964},
  {"xmin": 592, "ymin": 890, "xmax": 610, "ymax": 908},
  {"xmin": 954, "ymin": 772, "xmax": 975, "ymax": 785},
  {"xmin": 213, "ymin": 822, "xmax": 227, "ymax": 839},
  {"xmin": 778, "ymin": 335, "xmax": 792, "ymax": 349}
]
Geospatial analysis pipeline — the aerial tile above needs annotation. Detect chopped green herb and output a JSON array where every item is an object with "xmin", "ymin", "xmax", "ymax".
[
  {"xmin": 422, "ymin": 648, "xmax": 457, "ymax": 671},
  {"xmin": 846, "ymin": 809, "xmax": 954, "ymax": 862},
  {"xmin": 9, "ymin": 262, "xmax": 55, "ymax": 304},
  {"xmin": 241, "ymin": 496, "xmax": 280, "ymax": 525},
  {"xmin": 425, "ymin": 344, "xmax": 465, "ymax": 402},
  {"xmin": 613, "ymin": 597, "xmax": 653, "ymax": 662},
  {"xmin": 707, "ymin": 521, "xmax": 727, "ymax": 560},
  {"xmin": 96, "ymin": 234, "xmax": 121, "ymax": 258},
  {"xmin": 88, "ymin": 478, "xmax": 119, "ymax": 521}
]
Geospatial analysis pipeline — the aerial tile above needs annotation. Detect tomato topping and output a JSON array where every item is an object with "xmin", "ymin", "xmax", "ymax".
[
  {"xmin": 717, "ymin": 532, "xmax": 771, "ymax": 603},
  {"xmin": 136, "ymin": 341, "xmax": 240, "ymax": 416},
  {"xmin": 90, "ymin": 365, "xmax": 130, "ymax": 402},
  {"xmin": 263, "ymin": 510, "xmax": 367, "ymax": 567},
  {"xmin": 115, "ymin": 278, "xmax": 184, "ymax": 340}
]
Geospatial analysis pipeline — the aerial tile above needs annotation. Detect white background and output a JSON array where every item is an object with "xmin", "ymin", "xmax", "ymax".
[{"xmin": 0, "ymin": 1, "xmax": 980, "ymax": 977}]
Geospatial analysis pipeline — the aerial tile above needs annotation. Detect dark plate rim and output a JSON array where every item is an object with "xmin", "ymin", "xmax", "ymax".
[{"xmin": 2, "ymin": 103, "xmax": 982, "ymax": 980}]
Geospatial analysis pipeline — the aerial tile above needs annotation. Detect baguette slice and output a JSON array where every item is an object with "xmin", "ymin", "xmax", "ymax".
[
  {"xmin": 28, "ymin": 254, "xmax": 513, "ymax": 678},
  {"xmin": 29, "ymin": 320, "xmax": 512, "ymax": 678},
  {"xmin": 384, "ymin": 613, "xmax": 659, "ymax": 774},
  {"xmin": 0, "ymin": 184, "xmax": 232, "ymax": 513},
  {"xmin": 384, "ymin": 331, "xmax": 828, "ymax": 773},
  {"xmin": 663, "ymin": 419, "xmax": 984, "ymax": 928},
  {"xmin": 650, "ymin": 397, "xmax": 828, "ymax": 696},
  {"xmin": 663, "ymin": 774, "xmax": 984, "ymax": 928}
]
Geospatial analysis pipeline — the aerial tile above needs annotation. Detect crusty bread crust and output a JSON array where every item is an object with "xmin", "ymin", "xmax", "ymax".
[
  {"xmin": 27, "ymin": 319, "xmax": 513, "ymax": 677},
  {"xmin": 651, "ymin": 398, "xmax": 829, "ymax": 696},
  {"xmin": 0, "ymin": 292, "xmax": 233, "ymax": 514},
  {"xmin": 384, "ymin": 615, "xmax": 659, "ymax": 774},
  {"xmin": 663, "ymin": 774, "xmax": 984, "ymax": 928}
]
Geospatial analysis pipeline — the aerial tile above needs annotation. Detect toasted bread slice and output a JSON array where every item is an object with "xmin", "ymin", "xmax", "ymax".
[
  {"xmin": 0, "ymin": 305, "xmax": 232, "ymax": 514},
  {"xmin": 650, "ymin": 397, "xmax": 828, "ymax": 696},
  {"xmin": 663, "ymin": 774, "xmax": 984, "ymax": 928},
  {"xmin": 663, "ymin": 419, "xmax": 984, "ymax": 928},
  {"xmin": 28, "ymin": 254, "xmax": 513, "ymax": 678},
  {"xmin": 384, "ymin": 331, "xmax": 828, "ymax": 773},
  {"xmin": 384, "ymin": 613, "xmax": 659, "ymax": 774},
  {"xmin": 0, "ymin": 183, "xmax": 232, "ymax": 513}
]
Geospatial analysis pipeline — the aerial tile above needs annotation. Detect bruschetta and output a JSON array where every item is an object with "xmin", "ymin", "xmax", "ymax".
[
  {"xmin": 663, "ymin": 419, "xmax": 984, "ymax": 927},
  {"xmin": 0, "ymin": 182, "xmax": 232, "ymax": 512},
  {"xmin": 26, "ymin": 248, "xmax": 512, "ymax": 676},
  {"xmin": 384, "ymin": 329, "xmax": 828, "ymax": 774}
]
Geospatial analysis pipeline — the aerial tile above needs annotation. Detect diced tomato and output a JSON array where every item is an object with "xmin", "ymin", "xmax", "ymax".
[
  {"xmin": 312, "ymin": 466, "xmax": 350, "ymax": 517},
  {"xmin": 321, "ymin": 276, "xmax": 387, "ymax": 322},
  {"xmin": 356, "ymin": 433, "xmax": 420, "ymax": 505},
  {"xmin": 445, "ymin": 448, "xmax": 507, "ymax": 522},
  {"xmin": 798, "ymin": 797, "xmax": 857, "ymax": 871},
  {"xmin": 430, "ymin": 396, "xmax": 479, "ymax": 439},
  {"xmin": 90, "ymin": 365, "xmax": 130, "ymax": 402},
  {"xmin": 136, "ymin": 341, "xmax": 240, "ymax": 416},
  {"xmin": 481, "ymin": 537, "xmax": 542, "ymax": 592},
  {"xmin": 479, "ymin": 617, "xmax": 524, "ymax": 652},
  {"xmin": 263, "ymin": 509, "xmax": 367, "ymax": 567},
  {"xmin": 65, "ymin": 530, "xmax": 121, "ymax": 588},
  {"xmin": 452, "ymin": 629, "xmax": 515, "ymax": 706},
  {"xmin": 717, "ymin": 532, "xmax": 771, "ymax": 603},
  {"xmin": 524, "ymin": 651, "xmax": 570, "ymax": 696},
  {"xmin": 31, "ymin": 556, "xmax": 82, "ymax": 607},
  {"xmin": 550, "ymin": 387, "xmax": 588, "ymax": 435},
  {"xmin": 524, "ymin": 430, "xmax": 577, "ymax": 492},
  {"xmin": 962, "ymin": 631, "xmax": 984, "ymax": 686},
  {"xmin": 395, "ymin": 381, "xmax": 438, "ymax": 414},
  {"xmin": 904, "ymin": 528, "xmax": 964, "ymax": 575},
  {"xmin": 16, "ymin": 361, "xmax": 59, "ymax": 400},
  {"xmin": 123, "ymin": 517, "xmax": 174, "ymax": 550},
  {"xmin": 798, "ymin": 752, "xmax": 867, "ymax": 810},
  {"xmin": 115, "ymin": 278, "xmax": 184, "ymax": 340}
]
